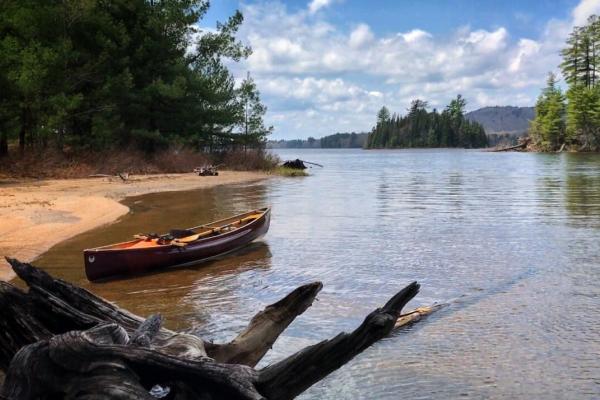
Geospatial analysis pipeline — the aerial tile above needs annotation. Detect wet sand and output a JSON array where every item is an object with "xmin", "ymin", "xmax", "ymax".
[{"xmin": 0, "ymin": 171, "xmax": 269, "ymax": 281}]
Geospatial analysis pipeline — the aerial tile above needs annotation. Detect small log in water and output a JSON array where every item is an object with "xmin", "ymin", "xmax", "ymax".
[
  {"xmin": 490, "ymin": 136, "xmax": 531, "ymax": 152},
  {"xmin": 0, "ymin": 258, "xmax": 438, "ymax": 399},
  {"xmin": 490, "ymin": 142, "xmax": 526, "ymax": 152}
]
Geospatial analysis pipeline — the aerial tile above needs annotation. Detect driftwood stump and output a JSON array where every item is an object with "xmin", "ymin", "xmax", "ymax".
[
  {"xmin": 282, "ymin": 159, "xmax": 307, "ymax": 169},
  {"xmin": 0, "ymin": 258, "xmax": 438, "ymax": 399}
]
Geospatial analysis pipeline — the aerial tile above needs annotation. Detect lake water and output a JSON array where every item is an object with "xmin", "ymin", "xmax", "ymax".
[{"xmin": 36, "ymin": 148, "xmax": 600, "ymax": 399}]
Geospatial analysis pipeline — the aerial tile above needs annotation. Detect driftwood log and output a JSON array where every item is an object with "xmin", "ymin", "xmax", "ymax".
[
  {"xmin": 193, "ymin": 165, "xmax": 219, "ymax": 176},
  {"xmin": 0, "ymin": 258, "xmax": 438, "ymax": 399},
  {"xmin": 491, "ymin": 136, "xmax": 531, "ymax": 152},
  {"xmin": 282, "ymin": 159, "xmax": 307, "ymax": 169}
]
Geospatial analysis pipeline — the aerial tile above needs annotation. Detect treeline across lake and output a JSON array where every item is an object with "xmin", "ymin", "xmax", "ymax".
[
  {"xmin": 366, "ymin": 96, "xmax": 488, "ymax": 149},
  {"xmin": 0, "ymin": 1, "xmax": 271, "ymax": 160},
  {"xmin": 268, "ymin": 132, "xmax": 368, "ymax": 149}
]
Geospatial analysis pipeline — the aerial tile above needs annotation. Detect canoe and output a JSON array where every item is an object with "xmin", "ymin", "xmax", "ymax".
[{"xmin": 84, "ymin": 207, "xmax": 271, "ymax": 281}]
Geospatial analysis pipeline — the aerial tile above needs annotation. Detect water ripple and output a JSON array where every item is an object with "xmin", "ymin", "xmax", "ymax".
[{"xmin": 36, "ymin": 149, "xmax": 600, "ymax": 399}]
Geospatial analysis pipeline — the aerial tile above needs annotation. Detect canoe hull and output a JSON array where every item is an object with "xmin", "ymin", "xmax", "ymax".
[{"xmin": 84, "ymin": 209, "xmax": 270, "ymax": 281}]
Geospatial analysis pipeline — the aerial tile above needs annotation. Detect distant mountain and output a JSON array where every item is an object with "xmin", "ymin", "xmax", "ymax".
[{"xmin": 466, "ymin": 106, "xmax": 534, "ymax": 135}]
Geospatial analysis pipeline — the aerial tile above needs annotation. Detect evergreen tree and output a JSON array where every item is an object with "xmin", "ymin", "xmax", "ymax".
[
  {"xmin": 0, "ymin": 0, "xmax": 268, "ymax": 156},
  {"xmin": 236, "ymin": 73, "xmax": 273, "ymax": 149},
  {"xmin": 377, "ymin": 106, "xmax": 391, "ymax": 125},
  {"xmin": 365, "ymin": 96, "xmax": 487, "ymax": 149},
  {"xmin": 530, "ymin": 73, "xmax": 566, "ymax": 150},
  {"xmin": 565, "ymin": 84, "xmax": 600, "ymax": 147},
  {"xmin": 560, "ymin": 17, "xmax": 600, "ymax": 89},
  {"xmin": 446, "ymin": 94, "xmax": 467, "ymax": 146},
  {"xmin": 532, "ymin": 15, "xmax": 600, "ymax": 151},
  {"xmin": 561, "ymin": 26, "xmax": 583, "ymax": 87}
]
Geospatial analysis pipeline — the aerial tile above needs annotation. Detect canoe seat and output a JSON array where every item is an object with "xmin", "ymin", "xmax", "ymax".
[
  {"xmin": 170, "ymin": 229, "xmax": 196, "ymax": 239},
  {"xmin": 174, "ymin": 213, "xmax": 264, "ymax": 245},
  {"xmin": 241, "ymin": 214, "xmax": 262, "ymax": 222}
]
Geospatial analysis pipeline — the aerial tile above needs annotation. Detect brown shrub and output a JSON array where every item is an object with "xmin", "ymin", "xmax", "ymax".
[
  {"xmin": 219, "ymin": 149, "xmax": 280, "ymax": 171},
  {"xmin": 0, "ymin": 147, "xmax": 276, "ymax": 178}
]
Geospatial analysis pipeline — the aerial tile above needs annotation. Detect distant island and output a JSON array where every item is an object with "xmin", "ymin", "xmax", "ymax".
[
  {"xmin": 269, "ymin": 105, "xmax": 535, "ymax": 150},
  {"xmin": 365, "ymin": 96, "xmax": 489, "ymax": 149},
  {"xmin": 268, "ymin": 132, "xmax": 368, "ymax": 149}
]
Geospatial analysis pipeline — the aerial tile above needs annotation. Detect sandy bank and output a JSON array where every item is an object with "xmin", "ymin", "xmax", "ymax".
[{"xmin": 0, "ymin": 171, "xmax": 269, "ymax": 281}]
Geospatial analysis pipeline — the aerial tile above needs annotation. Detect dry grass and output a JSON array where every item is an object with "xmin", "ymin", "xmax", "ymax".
[
  {"xmin": 272, "ymin": 166, "xmax": 308, "ymax": 177},
  {"xmin": 0, "ymin": 147, "xmax": 280, "ymax": 179},
  {"xmin": 219, "ymin": 149, "xmax": 280, "ymax": 171}
]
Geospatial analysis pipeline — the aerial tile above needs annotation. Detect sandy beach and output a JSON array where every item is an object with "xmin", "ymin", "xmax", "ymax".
[{"xmin": 0, "ymin": 171, "xmax": 269, "ymax": 281}]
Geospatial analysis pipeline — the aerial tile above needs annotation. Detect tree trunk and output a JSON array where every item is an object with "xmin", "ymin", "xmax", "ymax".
[
  {"xmin": 0, "ymin": 131, "xmax": 7, "ymax": 157},
  {"xmin": 18, "ymin": 108, "xmax": 26, "ymax": 154},
  {"xmin": 0, "ymin": 258, "xmax": 439, "ymax": 399}
]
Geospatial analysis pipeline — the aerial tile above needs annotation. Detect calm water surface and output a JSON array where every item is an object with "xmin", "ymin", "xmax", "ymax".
[{"xmin": 37, "ymin": 149, "xmax": 600, "ymax": 399}]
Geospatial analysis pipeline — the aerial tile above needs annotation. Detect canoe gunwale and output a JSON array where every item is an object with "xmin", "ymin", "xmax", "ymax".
[{"xmin": 84, "ymin": 207, "xmax": 270, "ymax": 253}]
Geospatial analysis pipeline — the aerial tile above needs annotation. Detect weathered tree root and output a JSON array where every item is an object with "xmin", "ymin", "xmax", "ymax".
[{"xmin": 0, "ymin": 258, "xmax": 439, "ymax": 399}]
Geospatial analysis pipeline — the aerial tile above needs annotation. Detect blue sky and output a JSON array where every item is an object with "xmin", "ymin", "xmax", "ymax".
[{"xmin": 200, "ymin": 0, "xmax": 600, "ymax": 139}]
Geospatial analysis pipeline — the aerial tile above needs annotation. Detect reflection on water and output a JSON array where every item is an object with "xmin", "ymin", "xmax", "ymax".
[
  {"xmin": 35, "ymin": 183, "xmax": 273, "ymax": 331},
  {"xmin": 564, "ymin": 156, "xmax": 600, "ymax": 225},
  {"xmin": 37, "ymin": 149, "xmax": 600, "ymax": 399}
]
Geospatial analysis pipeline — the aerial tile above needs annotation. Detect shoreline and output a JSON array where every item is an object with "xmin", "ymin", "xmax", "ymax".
[{"xmin": 0, "ymin": 171, "xmax": 270, "ymax": 281}]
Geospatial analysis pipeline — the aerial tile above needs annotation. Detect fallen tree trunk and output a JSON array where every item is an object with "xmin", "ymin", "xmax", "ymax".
[
  {"xmin": 0, "ymin": 258, "xmax": 439, "ymax": 399},
  {"xmin": 491, "ymin": 142, "xmax": 527, "ymax": 152},
  {"xmin": 490, "ymin": 136, "xmax": 531, "ymax": 152}
]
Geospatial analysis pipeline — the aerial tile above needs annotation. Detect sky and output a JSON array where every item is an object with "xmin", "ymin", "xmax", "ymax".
[{"xmin": 199, "ymin": 0, "xmax": 600, "ymax": 139}]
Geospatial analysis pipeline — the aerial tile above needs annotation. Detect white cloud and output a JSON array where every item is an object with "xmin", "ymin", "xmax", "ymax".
[
  {"xmin": 349, "ymin": 23, "xmax": 374, "ymax": 48},
  {"xmin": 260, "ymin": 77, "xmax": 378, "ymax": 104},
  {"xmin": 462, "ymin": 27, "xmax": 508, "ymax": 53},
  {"xmin": 308, "ymin": 0, "xmax": 335, "ymax": 14},
  {"xmin": 400, "ymin": 29, "xmax": 432, "ymax": 43},
  {"xmin": 223, "ymin": 0, "xmax": 595, "ymax": 138},
  {"xmin": 509, "ymin": 39, "xmax": 541, "ymax": 73},
  {"xmin": 572, "ymin": 0, "xmax": 600, "ymax": 25}
]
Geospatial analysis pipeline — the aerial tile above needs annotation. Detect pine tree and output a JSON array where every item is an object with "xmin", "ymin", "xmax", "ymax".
[
  {"xmin": 556, "ymin": 14, "xmax": 600, "ymax": 149},
  {"xmin": 365, "ymin": 96, "xmax": 487, "ymax": 149},
  {"xmin": 531, "ymin": 73, "xmax": 566, "ymax": 150},
  {"xmin": 561, "ymin": 27, "xmax": 582, "ymax": 87},
  {"xmin": 0, "ymin": 0, "xmax": 266, "ymax": 156},
  {"xmin": 377, "ymin": 106, "xmax": 391, "ymax": 125},
  {"xmin": 565, "ymin": 84, "xmax": 600, "ymax": 147},
  {"xmin": 237, "ymin": 72, "xmax": 273, "ymax": 149},
  {"xmin": 561, "ymin": 16, "xmax": 600, "ymax": 89}
]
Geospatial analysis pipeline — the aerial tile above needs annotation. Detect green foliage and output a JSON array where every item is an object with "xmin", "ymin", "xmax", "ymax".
[
  {"xmin": 530, "ymin": 73, "xmax": 566, "ymax": 150},
  {"xmin": 0, "ymin": 0, "xmax": 270, "ymax": 157},
  {"xmin": 534, "ymin": 14, "xmax": 600, "ymax": 151},
  {"xmin": 561, "ymin": 16, "xmax": 600, "ymax": 88},
  {"xmin": 565, "ymin": 84, "xmax": 600, "ymax": 146},
  {"xmin": 273, "ymin": 166, "xmax": 308, "ymax": 177},
  {"xmin": 131, "ymin": 129, "xmax": 169, "ymax": 154},
  {"xmin": 377, "ymin": 106, "xmax": 391, "ymax": 125},
  {"xmin": 320, "ymin": 132, "xmax": 366, "ymax": 148},
  {"xmin": 366, "ymin": 95, "xmax": 488, "ymax": 149},
  {"xmin": 236, "ymin": 73, "xmax": 273, "ymax": 148}
]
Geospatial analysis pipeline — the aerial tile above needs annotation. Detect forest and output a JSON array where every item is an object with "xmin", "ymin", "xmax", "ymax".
[
  {"xmin": 531, "ymin": 15, "xmax": 600, "ymax": 151},
  {"xmin": 320, "ymin": 132, "xmax": 367, "ymax": 148},
  {"xmin": 268, "ymin": 132, "xmax": 368, "ymax": 149},
  {"xmin": 0, "ymin": 1, "xmax": 271, "ymax": 159},
  {"xmin": 365, "ymin": 96, "xmax": 488, "ymax": 149}
]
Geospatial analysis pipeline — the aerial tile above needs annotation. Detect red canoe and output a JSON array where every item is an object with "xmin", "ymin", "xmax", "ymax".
[{"xmin": 84, "ymin": 207, "xmax": 270, "ymax": 281}]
